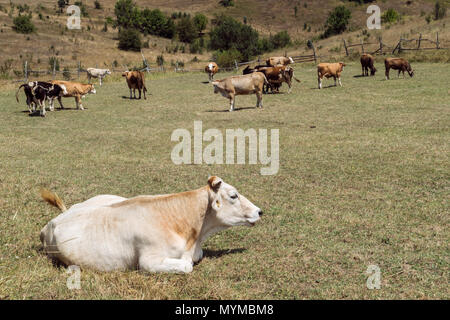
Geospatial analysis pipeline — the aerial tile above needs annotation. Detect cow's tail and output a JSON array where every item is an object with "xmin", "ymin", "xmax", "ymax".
[
  {"xmin": 293, "ymin": 76, "xmax": 301, "ymax": 83},
  {"xmin": 15, "ymin": 84, "xmax": 26, "ymax": 103},
  {"xmin": 40, "ymin": 189, "xmax": 67, "ymax": 212}
]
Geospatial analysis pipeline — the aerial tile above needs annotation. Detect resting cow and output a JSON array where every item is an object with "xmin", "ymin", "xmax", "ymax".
[
  {"xmin": 50, "ymin": 80, "xmax": 96, "ymax": 110},
  {"xmin": 205, "ymin": 62, "xmax": 219, "ymax": 82},
  {"xmin": 384, "ymin": 57, "xmax": 414, "ymax": 80},
  {"xmin": 86, "ymin": 68, "xmax": 111, "ymax": 86},
  {"xmin": 266, "ymin": 56, "xmax": 295, "ymax": 67},
  {"xmin": 212, "ymin": 72, "xmax": 269, "ymax": 112},
  {"xmin": 317, "ymin": 62, "xmax": 346, "ymax": 89},
  {"xmin": 122, "ymin": 71, "xmax": 147, "ymax": 99},
  {"xmin": 40, "ymin": 176, "xmax": 262, "ymax": 273},
  {"xmin": 360, "ymin": 54, "xmax": 377, "ymax": 76}
]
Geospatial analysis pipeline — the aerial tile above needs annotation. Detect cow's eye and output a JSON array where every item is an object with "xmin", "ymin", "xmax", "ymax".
[{"xmin": 230, "ymin": 193, "xmax": 238, "ymax": 199}]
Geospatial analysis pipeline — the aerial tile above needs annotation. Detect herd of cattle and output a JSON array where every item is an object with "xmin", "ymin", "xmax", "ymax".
[{"xmin": 15, "ymin": 55, "xmax": 414, "ymax": 115}]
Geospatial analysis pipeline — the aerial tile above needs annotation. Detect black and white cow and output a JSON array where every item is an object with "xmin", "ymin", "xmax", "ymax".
[{"xmin": 16, "ymin": 81, "xmax": 67, "ymax": 116}]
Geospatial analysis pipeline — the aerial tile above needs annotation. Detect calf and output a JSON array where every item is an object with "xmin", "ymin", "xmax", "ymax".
[
  {"xmin": 40, "ymin": 176, "xmax": 262, "ymax": 273},
  {"xmin": 317, "ymin": 62, "xmax": 346, "ymax": 89},
  {"xmin": 384, "ymin": 57, "xmax": 414, "ymax": 80},
  {"xmin": 360, "ymin": 54, "xmax": 377, "ymax": 76},
  {"xmin": 212, "ymin": 72, "xmax": 269, "ymax": 111}
]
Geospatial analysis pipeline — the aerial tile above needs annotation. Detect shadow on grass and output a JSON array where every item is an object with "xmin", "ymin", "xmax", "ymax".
[
  {"xmin": 205, "ymin": 106, "xmax": 260, "ymax": 113},
  {"xmin": 201, "ymin": 81, "xmax": 210, "ymax": 84},
  {"xmin": 203, "ymin": 248, "xmax": 246, "ymax": 260}
]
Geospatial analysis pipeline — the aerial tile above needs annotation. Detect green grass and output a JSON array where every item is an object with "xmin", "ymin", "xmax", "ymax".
[{"xmin": 0, "ymin": 62, "xmax": 448, "ymax": 299}]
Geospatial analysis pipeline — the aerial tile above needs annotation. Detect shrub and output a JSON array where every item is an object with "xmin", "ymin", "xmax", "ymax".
[
  {"xmin": 63, "ymin": 67, "xmax": 71, "ymax": 80},
  {"xmin": 219, "ymin": 0, "xmax": 234, "ymax": 7},
  {"xmin": 213, "ymin": 48, "xmax": 241, "ymax": 68},
  {"xmin": 193, "ymin": 13, "xmax": 208, "ymax": 33},
  {"xmin": 434, "ymin": 1, "xmax": 447, "ymax": 20},
  {"xmin": 13, "ymin": 14, "xmax": 35, "ymax": 34},
  {"xmin": 323, "ymin": 6, "xmax": 351, "ymax": 38},
  {"xmin": 381, "ymin": 8, "xmax": 400, "ymax": 23},
  {"xmin": 269, "ymin": 31, "xmax": 291, "ymax": 49},
  {"xmin": 176, "ymin": 16, "xmax": 198, "ymax": 43},
  {"xmin": 118, "ymin": 28, "xmax": 141, "ymax": 51},
  {"xmin": 156, "ymin": 55, "xmax": 164, "ymax": 66},
  {"xmin": 94, "ymin": 1, "xmax": 102, "ymax": 10},
  {"xmin": 48, "ymin": 56, "xmax": 60, "ymax": 72}
]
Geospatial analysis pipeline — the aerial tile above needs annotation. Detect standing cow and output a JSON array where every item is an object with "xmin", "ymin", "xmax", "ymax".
[
  {"xmin": 360, "ymin": 54, "xmax": 377, "ymax": 76},
  {"xmin": 205, "ymin": 62, "xmax": 219, "ymax": 82},
  {"xmin": 212, "ymin": 72, "xmax": 269, "ymax": 112},
  {"xmin": 122, "ymin": 71, "xmax": 148, "ymax": 99},
  {"xmin": 317, "ymin": 62, "xmax": 346, "ymax": 89},
  {"xmin": 384, "ymin": 58, "xmax": 414, "ymax": 80},
  {"xmin": 86, "ymin": 68, "xmax": 111, "ymax": 86}
]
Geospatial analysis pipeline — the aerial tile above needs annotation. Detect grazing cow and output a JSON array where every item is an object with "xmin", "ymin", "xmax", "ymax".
[
  {"xmin": 86, "ymin": 68, "xmax": 111, "ymax": 86},
  {"xmin": 212, "ymin": 72, "xmax": 269, "ymax": 112},
  {"xmin": 50, "ymin": 80, "xmax": 96, "ymax": 110},
  {"xmin": 244, "ymin": 65, "xmax": 300, "ymax": 93},
  {"xmin": 266, "ymin": 56, "xmax": 295, "ymax": 67},
  {"xmin": 317, "ymin": 62, "xmax": 346, "ymax": 89},
  {"xmin": 205, "ymin": 62, "xmax": 219, "ymax": 82},
  {"xmin": 384, "ymin": 57, "xmax": 414, "ymax": 80},
  {"xmin": 40, "ymin": 176, "xmax": 262, "ymax": 273},
  {"xmin": 360, "ymin": 54, "xmax": 377, "ymax": 76},
  {"xmin": 16, "ymin": 82, "xmax": 67, "ymax": 116},
  {"xmin": 122, "ymin": 71, "xmax": 147, "ymax": 99}
]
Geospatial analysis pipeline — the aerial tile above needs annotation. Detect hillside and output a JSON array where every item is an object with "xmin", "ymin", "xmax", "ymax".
[{"xmin": 0, "ymin": 0, "xmax": 448, "ymax": 78}]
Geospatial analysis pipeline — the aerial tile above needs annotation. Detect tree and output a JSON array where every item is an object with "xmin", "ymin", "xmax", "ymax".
[
  {"xmin": 115, "ymin": 0, "xmax": 139, "ymax": 29},
  {"xmin": 176, "ymin": 16, "xmax": 198, "ymax": 43},
  {"xmin": 323, "ymin": 6, "xmax": 351, "ymax": 38},
  {"xmin": 193, "ymin": 13, "xmax": 208, "ymax": 33},
  {"xmin": 118, "ymin": 28, "xmax": 141, "ymax": 51},
  {"xmin": 434, "ymin": 1, "xmax": 447, "ymax": 20}
]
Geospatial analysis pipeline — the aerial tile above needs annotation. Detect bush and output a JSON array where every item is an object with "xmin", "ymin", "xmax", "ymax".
[
  {"xmin": 190, "ymin": 38, "xmax": 204, "ymax": 54},
  {"xmin": 269, "ymin": 31, "xmax": 291, "ymax": 49},
  {"xmin": 219, "ymin": 0, "xmax": 234, "ymax": 7},
  {"xmin": 118, "ymin": 28, "xmax": 141, "ymax": 51},
  {"xmin": 156, "ymin": 55, "xmax": 164, "ymax": 66},
  {"xmin": 434, "ymin": 1, "xmax": 447, "ymax": 20},
  {"xmin": 193, "ymin": 13, "xmax": 208, "ymax": 33},
  {"xmin": 176, "ymin": 16, "xmax": 198, "ymax": 43},
  {"xmin": 323, "ymin": 6, "xmax": 351, "ymax": 38},
  {"xmin": 209, "ymin": 15, "xmax": 259, "ymax": 61},
  {"xmin": 94, "ymin": 1, "xmax": 102, "ymax": 10},
  {"xmin": 63, "ymin": 67, "xmax": 71, "ymax": 80},
  {"xmin": 381, "ymin": 8, "xmax": 400, "ymax": 23},
  {"xmin": 213, "ymin": 48, "xmax": 241, "ymax": 68},
  {"xmin": 13, "ymin": 14, "xmax": 35, "ymax": 34}
]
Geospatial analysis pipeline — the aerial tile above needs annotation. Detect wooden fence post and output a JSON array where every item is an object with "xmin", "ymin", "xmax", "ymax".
[
  {"xmin": 52, "ymin": 59, "xmax": 56, "ymax": 80},
  {"xmin": 312, "ymin": 43, "xmax": 317, "ymax": 64},
  {"xmin": 379, "ymin": 37, "xmax": 383, "ymax": 55},
  {"xmin": 398, "ymin": 38, "xmax": 403, "ymax": 53},
  {"xmin": 436, "ymin": 32, "xmax": 440, "ymax": 49},
  {"xmin": 77, "ymin": 62, "xmax": 80, "ymax": 79},
  {"xmin": 361, "ymin": 39, "xmax": 365, "ymax": 54},
  {"xmin": 343, "ymin": 39, "xmax": 349, "ymax": 56},
  {"xmin": 418, "ymin": 33, "xmax": 422, "ymax": 49},
  {"xmin": 24, "ymin": 61, "xmax": 28, "ymax": 82}
]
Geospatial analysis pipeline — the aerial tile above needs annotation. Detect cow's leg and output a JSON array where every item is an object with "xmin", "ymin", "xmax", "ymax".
[
  {"xmin": 318, "ymin": 77, "xmax": 322, "ymax": 89},
  {"xmin": 57, "ymin": 96, "xmax": 64, "ymax": 109},
  {"xmin": 99, "ymin": 76, "xmax": 102, "ymax": 86},
  {"xmin": 338, "ymin": 76, "xmax": 342, "ymax": 87},
  {"xmin": 397, "ymin": 70, "xmax": 401, "ymax": 78},
  {"xmin": 256, "ymin": 92, "xmax": 263, "ymax": 108},
  {"xmin": 39, "ymin": 100, "xmax": 46, "ymax": 117},
  {"xmin": 334, "ymin": 76, "xmax": 337, "ymax": 86},
  {"xmin": 139, "ymin": 255, "xmax": 193, "ymax": 274},
  {"xmin": 129, "ymin": 88, "xmax": 132, "ymax": 99},
  {"xmin": 76, "ymin": 96, "xmax": 84, "ymax": 110},
  {"xmin": 138, "ymin": 89, "xmax": 141, "ymax": 99},
  {"xmin": 385, "ymin": 68, "xmax": 390, "ymax": 80},
  {"xmin": 229, "ymin": 95, "xmax": 235, "ymax": 112}
]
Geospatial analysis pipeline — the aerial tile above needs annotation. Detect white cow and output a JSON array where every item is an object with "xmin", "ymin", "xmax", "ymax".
[
  {"xmin": 40, "ymin": 176, "xmax": 262, "ymax": 273},
  {"xmin": 86, "ymin": 68, "xmax": 111, "ymax": 86}
]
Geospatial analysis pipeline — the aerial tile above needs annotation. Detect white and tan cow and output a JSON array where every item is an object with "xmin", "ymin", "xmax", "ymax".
[
  {"xmin": 266, "ymin": 56, "xmax": 295, "ymax": 67},
  {"xmin": 205, "ymin": 62, "xmax": 219, "ymax": 82},
  {"xmin": 317, "ymin": 62, "xmax": 346, "ymax": 89},
  {"xmin": 40, "ymin": 176, "xmax": 262, "ymax": 273},
  {"xmin": 86, "ymin": 68, "xmax": 111, "ymax": 86},
  {"xmin": 212, "ymin": 72, "xmax": 269, "ymax": 112}
]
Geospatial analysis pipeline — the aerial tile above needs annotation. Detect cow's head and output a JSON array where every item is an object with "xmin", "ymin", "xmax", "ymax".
[
  {"xmin": 407, "ymin": 64, "xmax": 414, "ymax": 77},
  {"xmin": 88, "ymin": 84, "xmax": 96, "ymax": 94},
  {"xmin": 211, "ymin": 81, "xmax": 221, "ymax": 94},
  {"xmin": 339, "ymin": 62, "xmax": 346, "ymax": 71},
  {"xmin": 122, "ymin": 71, "xmax": 129, "ymax": 77},
  {"xmin": 207, "ymin": 176, "xmax": 262, "ymax": 227},
  {"xmin": 288, "ymin": 57, "xmax": 294, "ymax": 64},
  {"xmin": 106, "ymin": 69, "xmax": 112, "ymax": 75},
  {"xmin": 370, "ymin": 66, "xmax": 377, "ymax": 76}
]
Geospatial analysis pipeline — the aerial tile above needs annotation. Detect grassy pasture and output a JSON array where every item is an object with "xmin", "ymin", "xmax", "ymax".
[{"xmin": 0, "ymin": 62, "xmax": 448, "ymax": 299}]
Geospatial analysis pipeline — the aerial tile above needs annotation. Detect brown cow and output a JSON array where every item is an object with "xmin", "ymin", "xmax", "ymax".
[
  {"xmin": 50, "ymin": 80, "xmax": 96, "ymax": 110},
  {"xmin": 384, "ymin": 58, "xmax": 414, "ymax": 80},
  {"xmin": 266, "ymin": 56, "xmax": 295, "ymax": 67},
  {"xmin": 317, "ymin": 62, "xmax": 346, "ymax": 89},
  {"xmin": 360, "ymin": 54, "xmax": 377, "ymax": 76},
  {"xmin": 122, "ymin": 71, "xmax": 148, "ymax": 99},
  {"xmin": 205, "ymin": 62, "xmax": 219, "ymax": 82},
  {"xmin": 211, "ymin": 72, "xmax": 269, "ymax": 112},
  {"xmin": 246, "ymin": 65, "xmax": 300, "ymax": 93}
]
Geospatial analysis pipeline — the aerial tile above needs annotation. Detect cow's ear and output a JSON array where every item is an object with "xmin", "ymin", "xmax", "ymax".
[{"xmin": 208, "ymin": 176, "xmax": 222, "ymax": 191}]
